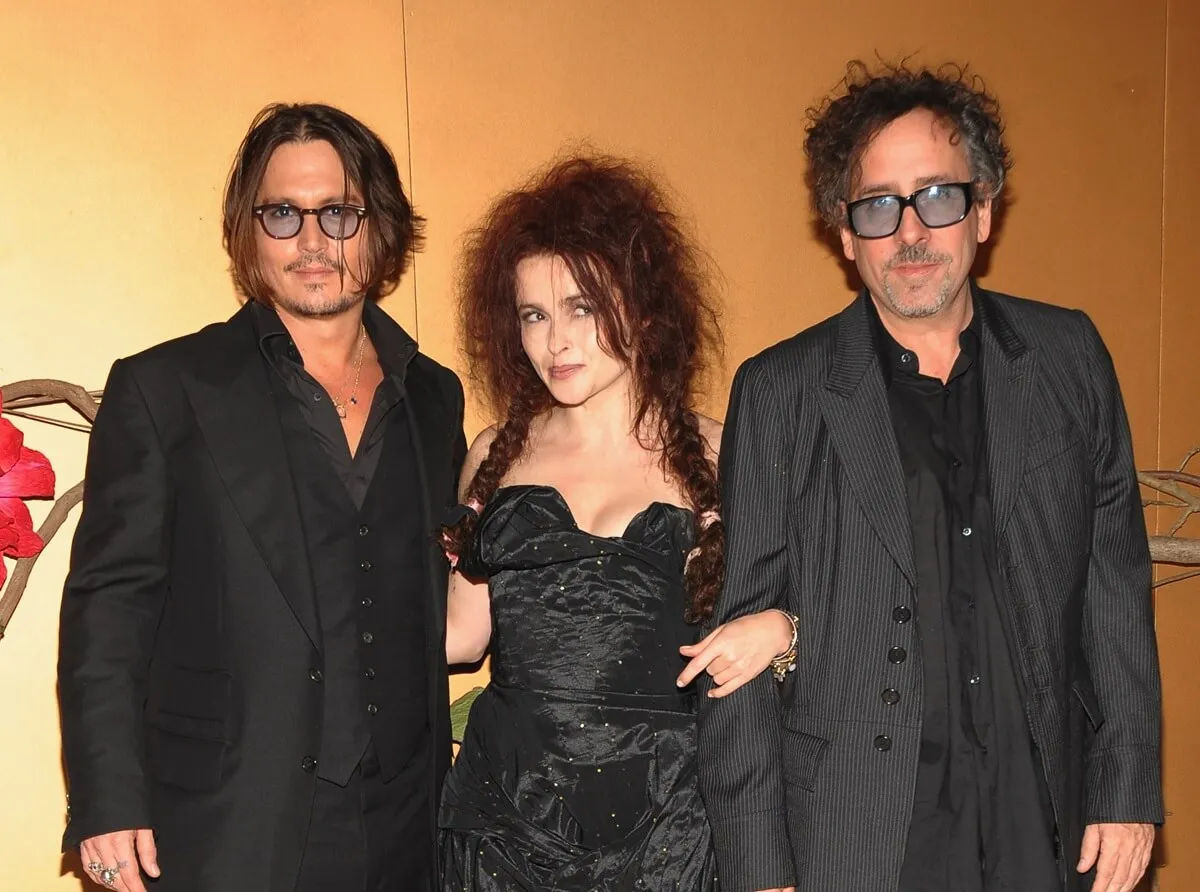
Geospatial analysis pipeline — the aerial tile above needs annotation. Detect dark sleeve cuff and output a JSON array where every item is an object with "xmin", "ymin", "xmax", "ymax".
[
  {"xmin": 709, "ymin": 809, "xmax": 795, "ymax": 892},
  {"xmin": 1084, "ymin": 745, "xmax": 1165, "ymax": 825}
]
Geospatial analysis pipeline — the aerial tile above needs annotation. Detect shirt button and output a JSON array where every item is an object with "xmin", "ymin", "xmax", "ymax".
[
  {"xmin": 881, "ymin": 688, "xmax": 901, "ymax": 706},
  {"xmin": 887, "ymin": 646, "xmax": 907, "ymax": 664},
  {"xmin": 969, "ymin": 675, "xmax": 982, "ymax": 685},
  {"xmin": 361, "ymin": 632, "xmax": 374, "ymax": 644},
  {"xmin": 900, "ymin": 351, "xmax": 914, "ymax": 364},
  {"xmin": 301, "ymin": 757, "xmax": 317, "ymax": 772},
  {"xmin": 951, "ymin": 458, "xmax": 962, "ymax": 469},
  {"xmin": 309, "ymin": 668, "xmax": 323, "ymax": 683},
  {"xmin": 961, "ymin": 527, "xmax": 973, "ymax": 537},
  {"xmin": 360, "ymin": 560, "xmax": 372, "ymax": 572},
  {"xmin": 874, "ymin": 735, "xmax": 893, "ymax": 752},
  {"xmin": 892, "ymin": 606, "xmax": 912, "ymax": 624},
  {"xmin": 358, "ymin": 525, "xmax": 369, "ymax": 537},
  {"xmin": 364, "ymin": 667, "xmax": 376, "ymax": 680},
  {"xmin": 366, "ymin": 703, "xmax": 379, "ymax": 715},
  {"xmin": 361, "ymin": 597, "xmax": 374, "ymax": 608},
  {"xmin": 312, "ymin": 392, "xmax": 322, "ymax": 402}
]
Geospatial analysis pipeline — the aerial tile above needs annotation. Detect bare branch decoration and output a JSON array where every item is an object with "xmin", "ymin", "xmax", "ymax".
[
  {"xmin": 1139, "ymin": 446, "xmax": 1200, "ymax": 587},
  {"xmin": 0, "ymin": 380, "xmax": 100, "ymax": 639}
]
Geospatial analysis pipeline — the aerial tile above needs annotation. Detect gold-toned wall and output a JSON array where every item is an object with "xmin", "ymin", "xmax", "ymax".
[
  {"xmin": 0, "ymin": 1, "xmax": 415, "ymax": 887},
  {"xmin": 0, "ymin": 1, "xmax": 1194, "ymax": 889},
  {"xmin": 1155, "ymin": 0, "xmax": 1200, "ymax": 885}
]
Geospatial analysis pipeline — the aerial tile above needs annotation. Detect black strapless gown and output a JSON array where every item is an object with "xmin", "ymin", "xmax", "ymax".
[{"xmin": 439, "ymin": 485, "xmax": 718, "ymax": 891}]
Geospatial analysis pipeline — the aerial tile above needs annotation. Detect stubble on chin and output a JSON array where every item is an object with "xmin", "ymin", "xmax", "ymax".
[
  {"xmin": 274, "ymin": 284, "xmax": 364, "ymax": 319},
  {"xmin": 881, "ymin": 268, "xmax": 955, "ymax": 320}
]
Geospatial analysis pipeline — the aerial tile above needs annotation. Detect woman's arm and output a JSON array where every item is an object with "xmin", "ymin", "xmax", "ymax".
[
  {"xmin": 445, "ymin": 427, "xmax": 497, "ymax": 665},
  {"xmin": 676, "ymin": 610, "xmax": 795, "ymax": 696}
]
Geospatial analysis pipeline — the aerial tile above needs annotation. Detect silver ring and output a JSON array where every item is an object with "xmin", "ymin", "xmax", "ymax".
[{"xmin": 94, "ymin": 864, "xmax": 120, "ymax": 887}]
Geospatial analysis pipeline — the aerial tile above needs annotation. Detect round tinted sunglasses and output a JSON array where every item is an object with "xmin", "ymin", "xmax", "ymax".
[{"xmin": 253, "ymin": 203, "xmax": 368, "ymax": 240}]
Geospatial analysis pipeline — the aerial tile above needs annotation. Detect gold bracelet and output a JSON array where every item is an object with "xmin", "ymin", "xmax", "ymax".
[{"xmin": 769, "ymin": 610, "xmax": 799, "ymax": 682}]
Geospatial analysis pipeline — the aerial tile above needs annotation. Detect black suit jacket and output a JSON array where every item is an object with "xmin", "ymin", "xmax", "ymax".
[
  {"xmin": 698, "ymin": 285, "xmax": 1163, "ymax": 892},
  {"xmin": 58, "ymin": 302, "xmax": 466, "ymax": 891}
]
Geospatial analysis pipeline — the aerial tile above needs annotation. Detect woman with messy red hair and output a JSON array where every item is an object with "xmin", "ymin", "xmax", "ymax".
[{"xmin": 437, "ymin": 156, "xmax": 796, "ymax": 889}]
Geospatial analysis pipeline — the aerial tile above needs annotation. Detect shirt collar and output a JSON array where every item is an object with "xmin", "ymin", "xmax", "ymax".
[
  {"xmin": 865, "ymin": 290, "xmax": 982, "ymax": 386},
  {"xmin": 248, "ymin": 299, "xmax": 418, "ymax": 382}
]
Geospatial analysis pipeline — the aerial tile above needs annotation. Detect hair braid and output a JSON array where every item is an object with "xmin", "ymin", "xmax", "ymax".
[
  {"xmin": 441, "ymin": 402, "xmax": 536, "ymax": 565},
  {"xmin": 660, "ymin": 408, "xmax": 724, "ymax": 623}
]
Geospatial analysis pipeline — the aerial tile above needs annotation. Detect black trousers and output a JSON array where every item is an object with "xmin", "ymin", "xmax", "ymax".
[{"xmin": 296, "ymin": 742, "xmax": 432, "ymax": 892}]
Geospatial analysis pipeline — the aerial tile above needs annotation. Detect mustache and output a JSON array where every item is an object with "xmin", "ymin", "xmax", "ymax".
[
  {"xmin": 884, "ymin": 243, "xmax": 952, "ymax": 270},
  {"xmin": 284, "ymin": 252, "xmax": 342, "ymax": 273}
]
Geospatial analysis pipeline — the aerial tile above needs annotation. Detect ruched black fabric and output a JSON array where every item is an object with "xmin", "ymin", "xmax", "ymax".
[{"xmin": 439, "ymin": 485, "xmax": 718, "ymax": 891}]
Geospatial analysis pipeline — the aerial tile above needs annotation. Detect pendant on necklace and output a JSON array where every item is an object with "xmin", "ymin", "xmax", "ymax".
[
  {"xmin": 336, "ymin": 404, "xmax": 348, "ymax": 419},
  {"xmin": 350, "ymin": 396, "xmax": 358, "ymax": 405}
]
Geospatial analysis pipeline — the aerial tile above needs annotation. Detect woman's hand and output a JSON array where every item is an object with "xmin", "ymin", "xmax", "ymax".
[{"xmin": 676, "ymin": 609, "xmax": 794, "ymax": 696}]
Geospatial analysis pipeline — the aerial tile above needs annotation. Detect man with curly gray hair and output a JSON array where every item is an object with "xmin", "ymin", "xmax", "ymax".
[{"xmin": 698, "ymin": 61, "xmax": 1162, "ymax": 892}]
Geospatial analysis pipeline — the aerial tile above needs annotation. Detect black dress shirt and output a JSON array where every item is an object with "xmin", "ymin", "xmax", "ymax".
[
  {"xmin": 869, "ymin": 301, "xmax": 1061, "ymax": 892},
  {"xmin": 250, "ymin": 301, "xmax": 412, "ymax": 508}
]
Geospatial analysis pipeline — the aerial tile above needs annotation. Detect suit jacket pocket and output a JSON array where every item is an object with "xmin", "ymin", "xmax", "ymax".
[
  {"xmin": 146, "ymin": 666, "xmax": 231, "ymax": 792},
  {"xmin": 780, "ymin": 726, "xmax": 830, "ymax": 792},
  {"xmin": 1072, "ymin": 680, "xmax": 1106, "ymax": 733},
  {"xmin": 1026, "ymin": 427, "xmax": 1077, "ymax": 472},
  {"xmin": 146, "ymin": 714, "xmax": 227, "ymax": 792}
]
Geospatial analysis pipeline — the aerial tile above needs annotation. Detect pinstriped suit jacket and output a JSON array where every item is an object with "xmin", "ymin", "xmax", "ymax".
[{"xmin": 697, "ymin": 284, "xmax": 1163, "ymax": 892}]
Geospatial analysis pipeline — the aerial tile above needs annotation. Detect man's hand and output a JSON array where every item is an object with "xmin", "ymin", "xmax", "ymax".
[
  {"xmin": 1077, "ymin": 822, "xmax": 1154, "ymax": 892},
  {"xmin": 80, "ymin": 829, "xmax": 159, "ymax": 892}
]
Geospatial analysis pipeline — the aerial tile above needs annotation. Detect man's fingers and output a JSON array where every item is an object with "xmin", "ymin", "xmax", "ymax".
[
  {"xmin": 1093, "ymin": 842, "xmax": 1120, "ymax": 892},
  {"xmin": 86, "ymin": 842, "xmax": 131, "ymax": 892},
  {"xmin": 113, "ymin": 835, "xmax": 147, "ymax": 892},
  {"xmin": 135, "ymin": 828, "xmax": 160, "ymax": 878},
  {"xmin": 1078, "ymin": 824, "xmax": 1101, "ymax": 872}
]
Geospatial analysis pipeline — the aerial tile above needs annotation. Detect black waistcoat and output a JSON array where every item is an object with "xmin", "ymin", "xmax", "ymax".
[{"xmin": 272, "ymin": 383, "xmax": 431, "ymax": 786}]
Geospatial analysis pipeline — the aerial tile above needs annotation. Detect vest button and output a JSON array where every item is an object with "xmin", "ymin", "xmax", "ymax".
[
  {"xmin": 361, "ymin": 632, "xmax": 374, "ymax": 644},
  {"xmin": 892, "ymin": 606, "xmax": 912, "ymax": 624},
  {"xmin": 366, "ymin": 703, "xmax": 379, "ymax": 715},
  {"xmin": 881, "ymin": 688, "xmax": 900, "ymax": 705},
  {"xmin": 301, "ymin": 757, "xmax": 317, "ymax": 772},
  {"xmin": 309, "ymin": 668, "xmax": 323, "ymax": 683},
  {"xmin": 364, "ymin": 667, "xmax": 376, "ymax": 680},
  {"xmin": 358, "ymin": 525, "xmax": 369, "ymax": 537},
  {"xmin": 873, "ymin": 735, "xmax": 893, "ymax": 752},
  {"xmin": 361, "ymin": 597, "xmax": 374, "ymax": 608},
  {"xmin": 887, "ymin": 646, "xmax": 907, "ymax": 664},
  {"xmin": 360, "ymin": 560, "xmax": 372, "ymax": 572}
]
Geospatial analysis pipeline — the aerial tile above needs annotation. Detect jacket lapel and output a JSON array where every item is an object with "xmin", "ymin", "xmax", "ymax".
[
  {"xmin": 180, "ymin": 305, "xmax": 322, "ymax": 652},
  {"xmin": 977, "ymin": 287, "xmax": 1035, "ymax": 535},
  {"xmin": 818, "ymin": 294, "xmax": 917, "ymax": 587}
]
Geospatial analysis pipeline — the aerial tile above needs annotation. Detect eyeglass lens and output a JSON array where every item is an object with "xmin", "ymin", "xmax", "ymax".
[{"xmin": 848, "ymin": 183, "xmax": 971, "ymax": 238}]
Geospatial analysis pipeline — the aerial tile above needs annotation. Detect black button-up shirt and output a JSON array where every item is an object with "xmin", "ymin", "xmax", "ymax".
[
  {"xmin": 868, "ymin": 300, "xmax": 1060, "ymax": 892},
  {"xmin": 250, "ymin": 301, "xmax": 413, "ymax": 509}
]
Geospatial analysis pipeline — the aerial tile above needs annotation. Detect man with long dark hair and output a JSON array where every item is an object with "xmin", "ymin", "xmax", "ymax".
[
  {"xmin": 58, "ymin": 103, "xmax": 465, "ymax": 891},
  {"xmin": 699, "ymin": 63, "xmax": 1162, "ymax": 892}
]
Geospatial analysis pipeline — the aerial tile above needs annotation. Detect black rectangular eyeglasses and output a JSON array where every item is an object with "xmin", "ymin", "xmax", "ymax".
[{"xmin": 846, "ymin": 182, "xmax": 974, "ymax": 239}]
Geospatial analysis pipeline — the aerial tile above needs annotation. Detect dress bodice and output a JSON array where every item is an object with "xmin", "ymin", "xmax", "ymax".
[{"xmin": 462, "ymin": 484, "xmax": 697, "ymax": 696}]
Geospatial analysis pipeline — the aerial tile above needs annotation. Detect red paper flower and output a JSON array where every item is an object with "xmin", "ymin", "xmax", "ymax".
[{"xmin": 0, "ymin": 394, "xmax": 56, "ymax": 588}]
